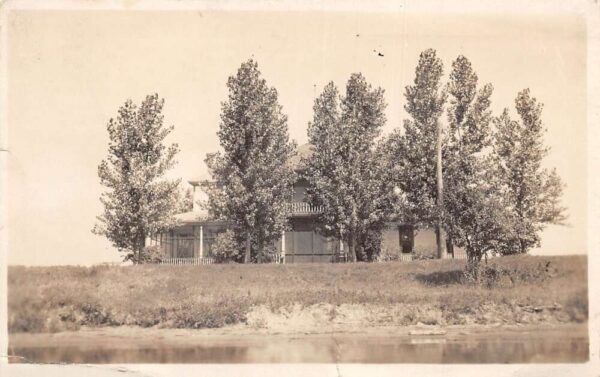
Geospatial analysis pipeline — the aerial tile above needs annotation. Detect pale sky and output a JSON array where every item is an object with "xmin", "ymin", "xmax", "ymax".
[{"xmin": 5, "ymin": 10, "xmax": 587, "ymax": 265}]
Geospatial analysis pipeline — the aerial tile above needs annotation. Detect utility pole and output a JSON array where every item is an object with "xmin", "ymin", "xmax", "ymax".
[{"xmin": 435, "ymin": 120, "xmax": 447, "ymax": 259}]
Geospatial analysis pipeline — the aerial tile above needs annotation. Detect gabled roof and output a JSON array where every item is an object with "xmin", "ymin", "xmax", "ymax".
[
  {"xmin": 188, "ymin": 143, "xmax": 313, "ymax": 187},
  {"xmin": 188, "ymin": 172, "xmax": 211, "ymax": 187},
  {"xmin": 174, "ymin": 210, "xmax": 211, "ymax": 223},
  {"xmin": 290, "ymin": 143, "xmax": 313, "ymax": 172}
]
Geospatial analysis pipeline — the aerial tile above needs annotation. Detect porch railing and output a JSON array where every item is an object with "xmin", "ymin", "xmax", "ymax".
[
  {"xmin": 160, "ymin": 257, "xmax": 215, "ymax": 265},
  {"xmin": 287, "ymin": 202, "xmax": 323, "ymax": 215}
]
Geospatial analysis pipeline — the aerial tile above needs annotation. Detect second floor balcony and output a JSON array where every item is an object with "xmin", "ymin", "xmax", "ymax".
[{"xmin": 287, "ymin": 202, "xmax": 323, "ymax": 216}]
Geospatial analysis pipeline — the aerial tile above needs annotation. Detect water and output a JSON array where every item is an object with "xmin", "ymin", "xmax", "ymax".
[{"xmin": 9, "ymin": 329, "xmax": 588, "ymax": 364}]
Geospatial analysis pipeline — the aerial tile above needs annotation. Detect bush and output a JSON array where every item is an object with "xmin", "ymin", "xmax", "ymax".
[
  {"xmin": 254, "ymin": 243, "xmax": 280, "ymax": 263},
  {"xmin": 138, "ymin": 245, "xmax": 164, "ymax": 264},
  {"xmin": 412, "ymin": 249, "xmax": 436, "ymax": 260},
  {"xmin": 564, "ymin": 291, "xmax": 588, "ymax": 322},
  {"xmin": 8, "ymin": 301, "xmax": 46, "ymax": 333},
  {"xmin": 212, "ymin": 230, "xmax": 241, "ymax": 263},
  {"xmin": 376, "ymin": 247, "xmax": 401, "ymax": 262},
  {"xmin": 464, "ymin": 260, "xmax": 556, "ymax": 288}
]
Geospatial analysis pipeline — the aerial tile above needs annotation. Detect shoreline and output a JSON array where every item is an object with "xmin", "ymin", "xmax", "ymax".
[{"xmin": 9, "ymin": 322, "xmax": 588, "ymax": 349}]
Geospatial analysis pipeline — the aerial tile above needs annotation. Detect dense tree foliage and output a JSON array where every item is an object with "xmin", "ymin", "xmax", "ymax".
[
  {"xmin": 493, "ymin": 89, "xmax": 567, "ymax": 254},
  {"xmin": 95, "ymin": 52, "xmax": 567, "ymax": 269},
  {"xmin": 304, "ymin": 74, "xmax": 389, "ymax": 261},
  {"xmin": 382, "ymin": 51, "xmax": 565, "ymax": 271},
  {"xmin": 211, "ymin": 230, "xmax": 241, "ymax": 263},
  {"xmin": 205, "ymin": 60, "xmax": 296, "ymax": 263},
  {"xmin": 93, "ymin": 94, "xmax": 180, "ymax": 264},
  {"xmin": 442, "ymin": 56, "xmax": 507, "ymax": 270},
  {"xmin": 382, "ymin": 49, "xmax": 447, "ymax": 258}
]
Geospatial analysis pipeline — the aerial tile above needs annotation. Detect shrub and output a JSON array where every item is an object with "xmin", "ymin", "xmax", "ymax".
[
  {"xmin": 564, "ymin": 291, "xmax": 588, "ymax": 322},
  {"xmin": 212, "ymin": 230, "xmax": 241, "ymax": 263},
  {"xmin": 464, "ymin": 260, "xmax": 556, "ymax": 288},
  {"xmin": 126, "ymin": 245, "xmax": 163, "ymax": 264},
  {"xmin": 376, "ymin": 247, "xmax": 401, "ymax": 262},
  {"xmin": 412, "ymin": 249, "xmax": 436, "ymax": 260},
  {"xmin": 8, "ymin": 302, "xmax": 45, "ymax": 333},
  {"xmin": 254, "ymin": 243, "xmax": 280, "ymax": 263}
]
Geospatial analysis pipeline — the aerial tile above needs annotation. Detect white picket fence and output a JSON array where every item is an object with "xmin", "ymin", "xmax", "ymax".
[
  {"xmin": 379, "ymin": 251, "xmax": 467, "ymax": 263},
  {"xmin": 160, "ymin": 257, "xmax": 215, "ymax": 265},
  {"xmin": 398, "ymin": 254, "xmax": 414, "ymax": 262}
]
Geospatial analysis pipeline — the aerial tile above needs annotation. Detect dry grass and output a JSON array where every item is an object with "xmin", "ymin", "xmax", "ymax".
[{"xmin": 8, "ymin": 255, "xmax": 588, "ymax": 333}]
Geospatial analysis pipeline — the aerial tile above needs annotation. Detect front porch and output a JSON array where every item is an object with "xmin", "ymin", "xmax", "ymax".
[{"xmin": 152, "ymin": 206, "xmax": 467, "ymax": 263}]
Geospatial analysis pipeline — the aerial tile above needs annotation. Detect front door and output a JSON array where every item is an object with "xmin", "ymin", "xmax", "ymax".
[
  {"xmin": 176, "ymin": 238, "xmax": 194, "ymax": 258},
  {"xmin": 285, "ymin": 219, "xmax": 334, "ymax": 263},
  {"xmin": 399, "ymin": 225, "xmax": 414, "ymax": 254}
]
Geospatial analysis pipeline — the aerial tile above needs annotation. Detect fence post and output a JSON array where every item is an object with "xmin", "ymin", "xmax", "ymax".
[{"xmin": 281, "ymin": 230, "xmax": 286, "ymax": 264}]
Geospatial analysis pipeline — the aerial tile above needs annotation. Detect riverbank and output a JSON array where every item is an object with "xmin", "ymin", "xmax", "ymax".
[
  {"xmin": 10, "ymin": 321, "xmax": 588, "ymax": 347},
  {"xmin": 9, "ymin": 323, "xmax": 589, "ymax": 363},
  {"xmin": 8, "ymin": 255, "xmax": 588, "ymax": 333}
]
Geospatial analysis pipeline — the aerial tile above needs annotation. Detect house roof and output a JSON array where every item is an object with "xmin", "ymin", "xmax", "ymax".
[
  {"xmin": 290, "ymin": 143, "xmax": 313, "ymax": 171},
  {"xmin": 188, "ymin": 143, "xmax": 313, "ymax": 187},
  {"xmin": 174, "ymin": 210, "xmax": 211, "ymax": 224},
  {"xmin": 188, "ymin": 172, "xmax": 211, "ymax": 186}
]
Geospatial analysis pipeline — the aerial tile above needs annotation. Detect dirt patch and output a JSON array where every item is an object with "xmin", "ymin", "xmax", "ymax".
[{"xmin": 244, "ymin": 301, "xmax": 577, "ymax": 333}]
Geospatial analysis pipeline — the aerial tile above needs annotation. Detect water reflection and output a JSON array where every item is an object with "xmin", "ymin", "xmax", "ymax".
[{"xmin": 9, "ymin": 331, "xmax": 588, "ymax": 364}]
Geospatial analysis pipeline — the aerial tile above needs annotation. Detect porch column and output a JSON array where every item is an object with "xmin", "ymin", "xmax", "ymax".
[
  {"xmin": 200, "ymin": 225, "xmax": 204, "ymax": 259},
  {"xmin": 281, "ymin": 231, "xmax": 286, "ymax": 264}
]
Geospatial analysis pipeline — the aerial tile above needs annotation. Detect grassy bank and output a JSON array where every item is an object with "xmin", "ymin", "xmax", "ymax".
[{"xmin": 8, "ymin": 255, "xmax": 587, "ymax": 333}]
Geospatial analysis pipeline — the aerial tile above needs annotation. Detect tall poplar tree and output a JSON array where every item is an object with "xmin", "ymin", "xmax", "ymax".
[
  {"xmin": 442, "ymin": 56, "xmax": 506, "ymax": 270},
  {"xmin": 304, "ymin": 74, "xmax": 388, "ymax": 262},
  {"xmin": 93, "ymin": 94, "xmax": 180, "ymax": 264},
  {"xmin": 493, "ymin": 89, "xmax": 566, "ymax": 254},
  {"xmin": 391, "ymin": 49, "xmax": 447, "ymax": 256},
  {"xmin": 205, "ymin": 60, "xmax": 296, "ymax": 263}
]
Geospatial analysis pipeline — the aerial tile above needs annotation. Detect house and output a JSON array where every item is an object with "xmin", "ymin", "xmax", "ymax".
[{"xmin": 151, "ymin": 144, "xmax": 464, "ymax": 264}]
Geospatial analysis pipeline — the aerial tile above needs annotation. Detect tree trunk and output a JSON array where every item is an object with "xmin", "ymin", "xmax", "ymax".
[
  {"xmin": 519, "ymin": 239, "xmax": 526, "ymax": 254},
  {"xmin": 435, "ymin": 223, "xmax": 447, "ymax": 259},
  {"xmin": 447, "ymin": 236, "xmax": 455, "ymax": 258},
  {"xmin": 435, "ymin": 119, "xmax": 447, "ymax": 259},
  {"xmin": 347, "ymin": 232, "xmax": 356, "ymax": 263},
  {"xmin": 245, "ymin": 232, "xmax": 252, "ymax": 263},
  {"xmin": 354, "ymin": 233, "xmax": 362, "ymax": 262},
  {"xmin": 466, "ymin": 245, "xmax": 483, "ymax": 281},
  {"xmin": 365, "ymin": 243, "xmax": 373, "ymax": 262},
  {"xmin": 135, "ymin": 234, "xmax": 146, "ymax": 265},
  {"xmin": 466, "ymin": 246, "xmax": 476, "ymax": 277},
  {"xmin": 356, "ymin": 244, "xmax": 365, "ymax": 262}
]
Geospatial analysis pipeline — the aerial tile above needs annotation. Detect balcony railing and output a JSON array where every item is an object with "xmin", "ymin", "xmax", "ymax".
[{"xmin": 287, "ymin": 202, "xmax": 323, "ymax": 215}]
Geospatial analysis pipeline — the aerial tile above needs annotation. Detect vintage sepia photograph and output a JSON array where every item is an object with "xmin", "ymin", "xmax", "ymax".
[{"xmin": 0, "ymin": 0, "xmax": 597, "ymax": 372}]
